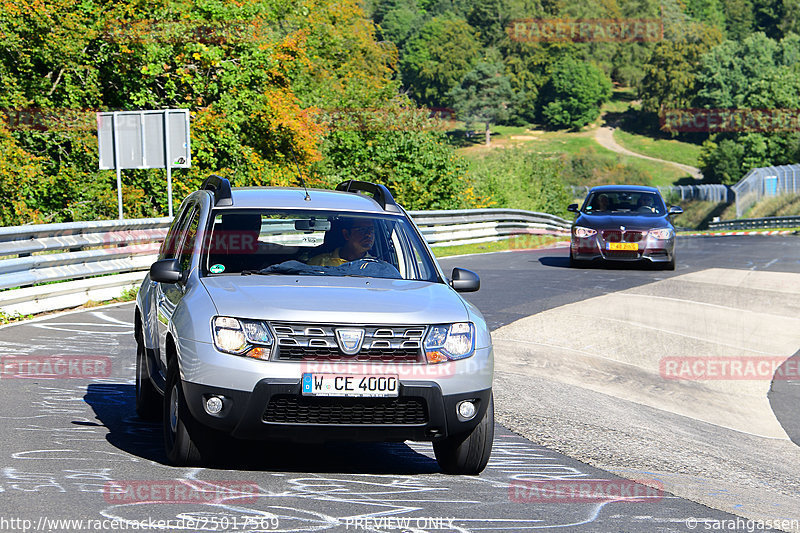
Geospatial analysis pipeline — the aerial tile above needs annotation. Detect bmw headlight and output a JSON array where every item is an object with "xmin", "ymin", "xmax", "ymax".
[
  {"xmin": 424, "ymin": 322, "xmax": 475, "ymax": 363},
  {"xmin": 649, "ymin": 228, "xmax": 673, "ymax": 240},
  {"xmin": 212, "ymin": 316, "xmax": 273, "ymax": 360},
  {"xmin": 573, "ymin": 226, "xmax": 597, "ymax": 238}
]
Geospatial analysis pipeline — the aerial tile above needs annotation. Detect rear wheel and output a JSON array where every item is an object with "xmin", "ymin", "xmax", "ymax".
[
  {"xmin": 135, "ymin": 339, "xmax": 161, "ymax": 420},
  {"xmin": 434, "ymin": 394, "xmax": 494, "ymax": 475},
  {"xmin": 163, "ymin": 360, "xmax": 218, "ymax": 465}
]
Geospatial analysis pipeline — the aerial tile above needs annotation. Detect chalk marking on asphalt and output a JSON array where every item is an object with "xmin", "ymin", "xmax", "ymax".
[{"xmin": 90, "ymin": 311, "xmax": 132, "ymax": 326}]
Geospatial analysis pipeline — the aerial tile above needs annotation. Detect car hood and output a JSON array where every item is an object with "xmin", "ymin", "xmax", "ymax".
[
  {"xmin": 200, "ymin": 275, "xmax": 469, "ymax": 324},
  {"xmin": 575, "ymin": 213, "xmax": 671, "ymax": 230}
]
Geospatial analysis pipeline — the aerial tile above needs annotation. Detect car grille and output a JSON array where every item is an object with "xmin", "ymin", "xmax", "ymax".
[
  {"xmin": 602, "ymin": 230, "xmax": 645, "ymax": 243},
  {"xmin": 263, "ymin": 395, "xmax": 429, "ymax": 425},
  {"xmin": 271, "ymin": 323, "xmax": 426, "ymax": 362}
]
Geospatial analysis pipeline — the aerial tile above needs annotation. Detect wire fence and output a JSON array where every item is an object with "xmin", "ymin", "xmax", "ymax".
[{"xmin": 731, "ymin": 164, "xmax": 800, "ymax": 218}]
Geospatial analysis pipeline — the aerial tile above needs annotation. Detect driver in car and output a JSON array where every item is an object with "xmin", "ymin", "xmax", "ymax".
[
  {"xmin": 637, "ymin": 194, "xmax": 656, "ymax": 212},
  {"xmin": 307, "ymin": 218, "xmax": 375, "ymax": 266}
]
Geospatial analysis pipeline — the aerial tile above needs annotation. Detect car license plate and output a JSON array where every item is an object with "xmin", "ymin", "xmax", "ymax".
[
  {"xmin": 608, "ymin": 242, "xmax": 638, "ymax": 251},
  {"xmin": 302, "ymin": 373, "xmax": 399, "ymax": 397}
]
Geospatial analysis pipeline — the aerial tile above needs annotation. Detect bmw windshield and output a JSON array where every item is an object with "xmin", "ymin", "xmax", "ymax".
[{"xmin": 582, "ymin": 191, "xmax": 666, "ymax": 216}]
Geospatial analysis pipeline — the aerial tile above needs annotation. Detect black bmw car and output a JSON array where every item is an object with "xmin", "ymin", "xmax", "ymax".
[{"xmin": 568, "ymin": 185, "xmax": 683, "ymax": 270}]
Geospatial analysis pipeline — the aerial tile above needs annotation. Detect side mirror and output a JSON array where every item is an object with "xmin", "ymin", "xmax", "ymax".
[
  {"xmin": 668, "ymin": 206, "xmax": 683, "ymax": 216},
  {"xmin": 567, "ymin": 204, "xmax": 579, "ymax": 213},
  {"xmin": 150, "ymin": 258, "xmax": 182, "ymax": 283},
  {"xmin": 450, "ymin": 267, "xmax": 480, "ymax": 293}
]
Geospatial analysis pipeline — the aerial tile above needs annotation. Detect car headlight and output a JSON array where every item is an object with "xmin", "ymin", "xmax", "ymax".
[
  {"xmin": 424, "ymin": 322, "xmax": 475, "ymax": 363},
  {"xmin": 573, "ymin": 226, "xmax": 597, "ymax": 238},
  {"xmin": 212, "ymin": 316, "xmax": 273, "ymax": 360},
  {"xmin": 649, "ymin": 228, "xmax": 673, "ymax": 239}
]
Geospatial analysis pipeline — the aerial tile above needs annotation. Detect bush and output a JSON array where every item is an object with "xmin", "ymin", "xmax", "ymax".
[{"xmin": 468, "ymin": 148, "xmax": 572, "ymax": 217}]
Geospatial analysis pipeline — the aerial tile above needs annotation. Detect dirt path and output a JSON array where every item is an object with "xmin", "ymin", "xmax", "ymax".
[{"xmin": 595, "ymin": 125, "xmax": 703, "ymax": 180}]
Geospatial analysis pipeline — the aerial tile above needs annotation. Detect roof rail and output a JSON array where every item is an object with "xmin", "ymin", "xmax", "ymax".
[
  {"xmin": 201, "ymin": 175, "xmax": 233, "ymax": 207},
  {"xmin": 335, "ymin": 180, "xmax": 400, "ymax": 213}
]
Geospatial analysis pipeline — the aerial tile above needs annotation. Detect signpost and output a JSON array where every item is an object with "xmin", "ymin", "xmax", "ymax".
[{"xmin": 97, "ymin": 109, "xmax": 191, "ymax": 219}]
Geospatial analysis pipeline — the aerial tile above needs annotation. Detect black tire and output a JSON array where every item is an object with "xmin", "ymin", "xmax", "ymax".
[
  {"xmin": 433, "ymin": 394, "xmax": 494, "ymax": 475},
  {"xmin": 163, "ymin": 359, "xmax": 213, "ymax": 466},
  {"xmin": 663, "ymin": 255, "xmax": 676, "ymax": 271},
  {"xmin": 135, "ymin": 339, "xmax": 161, "ymax": 420}
]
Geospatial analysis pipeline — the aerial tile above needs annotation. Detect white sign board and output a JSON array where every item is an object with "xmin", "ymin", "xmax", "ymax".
[{"xmin": 97, "ymin": 109, "xmax": 191, "ymax": 218}]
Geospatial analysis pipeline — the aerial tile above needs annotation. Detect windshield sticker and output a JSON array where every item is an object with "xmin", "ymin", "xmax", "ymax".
[{"xmin": 209, "ymin": 264, "xmax": 225, "ymax": 274}]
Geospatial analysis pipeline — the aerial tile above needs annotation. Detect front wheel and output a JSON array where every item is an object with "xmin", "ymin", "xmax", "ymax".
[
  {"xmin": 163, "ymin": 360, "xmax": 216, "ymax": 465},
  {"xmin": 434, "ymin": 394, "xmax": 494, "ymax": 475}
]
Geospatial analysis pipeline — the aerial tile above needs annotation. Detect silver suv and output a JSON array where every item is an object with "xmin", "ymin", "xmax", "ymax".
[{"xmin": 134, "ymin": 177, "xmax": 494, "ymax": 474}]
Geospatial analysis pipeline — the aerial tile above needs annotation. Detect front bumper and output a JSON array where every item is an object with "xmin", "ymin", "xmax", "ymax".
[
  {"xmin": 182, "ymin": 379, "xmax": 492, "ymax": 443},
  {"xmin": 571, "ymin": 234, "xmax": 675, "ymax": 263}
]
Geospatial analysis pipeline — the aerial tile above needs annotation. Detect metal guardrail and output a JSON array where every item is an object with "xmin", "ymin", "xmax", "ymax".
[
  {"xmin": 707, "ymin": 216, "xmax": 800, "ymax": 231},
  {"xmin": 0, "ymin": 218, "xmax": 171, "ymax": 316},
  {"xmin": 0, "ymin": 210, "xmax": 570, "ymax": 316},
  {"xmin": 409, "ymin": 209, "xmax": 571, "ymax": 246}
]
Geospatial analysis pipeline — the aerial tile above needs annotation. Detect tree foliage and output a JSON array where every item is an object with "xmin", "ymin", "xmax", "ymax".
[
  {"xmin": 539, "ymin": 57, "xmax": 612, "ymax": 130},
  {"xmin": 448, "ymin": 60, "xmax": 514, "ymax": 145},
  {"xmin": 399, "ymin": 17, "xmax": 481, "ymax": 107},
  {"xmin": 0, "ymin": 0, "xmax": 479, "ymax": 224}
]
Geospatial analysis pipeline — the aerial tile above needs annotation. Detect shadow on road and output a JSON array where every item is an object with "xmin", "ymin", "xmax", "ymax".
[
  {"xmin": 768, "ymin": 350, "xmax": 800, "ymax": 447},
  {"xmin": 84, "ymin": 383, "xmax": 441, "ymax": 474},
  {"xmin": 538, "ymin": 256, "xmax": 668, "ymax": 271}
]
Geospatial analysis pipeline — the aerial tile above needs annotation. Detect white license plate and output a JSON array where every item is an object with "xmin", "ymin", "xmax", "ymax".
[{"xmin": 302, "ymin": 373, "xmax": 399, "ymax": 397}]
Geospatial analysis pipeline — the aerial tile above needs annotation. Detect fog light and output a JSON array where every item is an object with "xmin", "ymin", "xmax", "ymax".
[
  {"xmin": 205, "ymin": 395, "xmax": 224, "ymax": 415},
  {"xmin": 457, "ymin": 400, "xmax": 476, "ymax": 420}
]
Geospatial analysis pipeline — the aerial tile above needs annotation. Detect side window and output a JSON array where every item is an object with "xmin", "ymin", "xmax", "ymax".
[
  {"xmin": 176, "ymin": 207, "xmax": 201, "ymax": 273},
  {"xmin": 159, "ymin": 204, "xmax": 193, "ymax": 260}
]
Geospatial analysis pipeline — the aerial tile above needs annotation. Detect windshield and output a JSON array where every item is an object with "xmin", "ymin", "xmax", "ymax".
[
  {"xmin": 582, "ymin": 191, "xmax": 666, "ymax": 216},
  {"xmin": 202, "ymin": 210, "xmax": 439, "ymax": 282}
]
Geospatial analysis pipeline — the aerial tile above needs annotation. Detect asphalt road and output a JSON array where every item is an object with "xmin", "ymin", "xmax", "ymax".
[{"xmin": 0, "ymin": 235, "xmax": 797, "ymax": 532}]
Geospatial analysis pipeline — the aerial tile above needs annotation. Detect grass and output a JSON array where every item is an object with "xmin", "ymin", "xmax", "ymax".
[
  {"xmin": 613, "ymin": 129, "xmax": 703, "ymax": 168},
  {"xmin": 744, "ymin": 194, "xmax": 800, "ymax": 218},
  {"xmin": 671, "ymin": 201, "xmax": 729, "ymax": 230},
  {"xmin": 432, "ymin": 235, "xmax": 565, "ymax": 258}
]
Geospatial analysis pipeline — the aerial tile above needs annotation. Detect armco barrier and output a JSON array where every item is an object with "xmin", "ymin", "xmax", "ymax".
[
  {"xmin": 0, "ymin": 218, "xmax": 171, "ymax": 316},
  {"xmin": 0, "ymin": 210, "xmax": 570, "ymax": 316},
  {"xmin": 707, "ymin": 215, "xmax": 800, "ymax": 231}
]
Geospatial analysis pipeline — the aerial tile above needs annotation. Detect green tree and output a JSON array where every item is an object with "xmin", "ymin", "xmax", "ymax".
[
  {"xmin": 448, "ymin": 60, "xmax": 514, "ymax": 145},
  {"xmin": 399, "ymin": 17, "xmax": 482, "ymax": 106},
  {"xmin": 539, "ymin": 57, "xmax": 612, "ymax": 130},
  {"xmin": 638, "ymin": 25, "xmax": 723, "ymax": 113}
]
